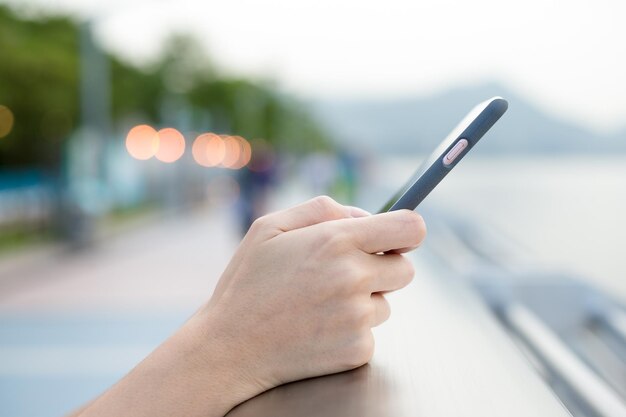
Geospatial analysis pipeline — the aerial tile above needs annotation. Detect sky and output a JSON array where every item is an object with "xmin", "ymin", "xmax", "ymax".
[{"xmin": 8, "ymin": 0, "xmax": 626, "ymax": 133}]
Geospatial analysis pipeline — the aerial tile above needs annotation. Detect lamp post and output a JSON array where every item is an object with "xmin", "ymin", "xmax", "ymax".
[{"xmin": 60, "ymin": 21, "xmax": 111, "ymax": 247}]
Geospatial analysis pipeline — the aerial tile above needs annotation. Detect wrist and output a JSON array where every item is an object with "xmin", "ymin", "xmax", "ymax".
[{"xmin": 185, "ymin": 306, "xmax": 269, "ymax": 414}]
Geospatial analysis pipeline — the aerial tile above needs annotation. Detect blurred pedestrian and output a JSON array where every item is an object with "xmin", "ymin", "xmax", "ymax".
[{"xmin": 237, "ymin": 139, "xmax": 278, "ymax": 236}]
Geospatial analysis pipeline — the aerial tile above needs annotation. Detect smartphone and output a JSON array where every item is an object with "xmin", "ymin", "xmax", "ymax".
[{"xmin": 380, "ymin": 97, "xmax": 508, "ymax": 212}]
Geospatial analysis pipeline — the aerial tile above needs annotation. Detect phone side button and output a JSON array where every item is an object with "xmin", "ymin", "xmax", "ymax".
[{"xmin": 443, "ymin": 138, "xmax": 469, "ymax": 166}]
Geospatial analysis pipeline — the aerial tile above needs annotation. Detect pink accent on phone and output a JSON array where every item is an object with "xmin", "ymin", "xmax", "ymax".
[{"xmin": 443, "ymin": 139, "xmax": 468, "ymax": 166}]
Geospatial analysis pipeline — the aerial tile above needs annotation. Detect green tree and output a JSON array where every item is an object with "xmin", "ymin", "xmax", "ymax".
[
  {"xmin": 0, "ymin": 6, "xmax": 79, "ymax": 169},
  {"xmin": 0, "ymin": 5, "xmax": 332, "ymax": 172}
]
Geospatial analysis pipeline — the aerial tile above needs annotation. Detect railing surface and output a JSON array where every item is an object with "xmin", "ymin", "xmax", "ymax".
[{"xmin": 227, "ymin": 251, "xmax": 570, "ymax": 417}]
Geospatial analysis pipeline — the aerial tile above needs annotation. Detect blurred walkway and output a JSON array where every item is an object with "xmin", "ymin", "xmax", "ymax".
[
  {"xmin": 0, "ymin": 205, "xmax": 241, "ymax": 314},
  {"xmin": 0, "ymin": 204, "xmax": 245, "ymax": 417}
]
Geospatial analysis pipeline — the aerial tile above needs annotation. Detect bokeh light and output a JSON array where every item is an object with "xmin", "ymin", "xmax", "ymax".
[
  {"xmin": 192, "ymin": 134, "xmax": 210, "ymax": 166},
  {"xmin": 205, "ymin": 134, "xmax": 226, "ymax": 166},
  {"xmin": 155, "ymin": 128, "xmax": 185, "ymax": 163},
  {"xmin": 192, "ymin": 133, "xmax": 252, "ymax": 169},
  {"xmin": 0, "ymin": 105, "xmax": 15, "ymax": 138},
  {"xmin": 193, "ymin": 133, "xmax": 225, "ymax": 167},
  {"xmin": 220, "ymin": 135, "xmax": 241, "ymax": 168},
  {"xmin": 229, "ymin": 136, "xmax": 252, "ymax": 169},
  {"xmin": 126, "ymin": 124, "xmax": 159, "ymax": 160}
]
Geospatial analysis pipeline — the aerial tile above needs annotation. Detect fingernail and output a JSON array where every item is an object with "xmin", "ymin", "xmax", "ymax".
[{"xmin": 348, "ymin": 206, "xmax": 371, "ymax": 218}]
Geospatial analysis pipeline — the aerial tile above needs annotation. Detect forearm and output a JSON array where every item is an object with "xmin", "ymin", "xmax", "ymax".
[
  {"xmin": 66, "ymin": 402, "xmax": 92, "ymax": 417},
  {"xmin": 76, "ymin": 311, "xmax": 258, "ymax": 417},
  {"xmin": 68, "ymin": 197, "xmax": 425, "ymax": 417}
]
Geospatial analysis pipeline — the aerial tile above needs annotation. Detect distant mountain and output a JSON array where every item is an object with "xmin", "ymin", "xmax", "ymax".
[{"xmin": 312, "ymin": 83, "xmax": 626, "ymax": 154}]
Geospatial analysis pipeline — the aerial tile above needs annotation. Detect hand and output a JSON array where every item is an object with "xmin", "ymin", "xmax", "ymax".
[
  {"xmin": 200, "ymin": 196, "xmax": 427, "ymax": 409},
  {"xmin": 75, "ymin": 196, "xmax": 426, "ymax": 417}
]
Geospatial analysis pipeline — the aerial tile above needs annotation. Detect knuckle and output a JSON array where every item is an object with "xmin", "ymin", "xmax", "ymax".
[
  {"xmin": 320, "ymin": 225, "xmax": 350, "ymax": 251},
  {"xmin": 393, "ymin": 262, "xmax": 414, "ymax": 289},
  {"xmin": 400, "ymin": 256, "xmax": 416, "ymax": 281},
  {"xmin": 385, "ymin": 254, "xmax": 415, "ymax": 288},
  {"xmin": 250, "ymin": 214, "xmax": 271, "ymax": 232},
  {"xmin": 310, "ymin": 195, "xmax": 343, "ymax": 219},
  {"xmin": 378, "ymin": 295, "xmax": 391, "ymax": 321},
  {"xmin": 371, "ymin": 293, "xmax": 391, "ymax": 325},
  {"xmin": 401, "ymin": 211, "xmax": 427, "ymax": 245},
  {"xmin": 413, "ymin": 213, "xmax": 428, "ymax": 243},
  {"xmin": 312, "ymin": 195, "xmax": 336, "ymax": 207},
  {"xmin": 316, "ymin": 224, "xmax": 336, "ymax": 243},
  {"xmin": 341, "ymin": 261, "xmax": 371, "ymax": 292}
]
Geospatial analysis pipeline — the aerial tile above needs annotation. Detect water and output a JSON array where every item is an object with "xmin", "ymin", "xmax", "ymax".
[{"xmin": 372, "ymin": 155, "xmax": 626, "ymax": 301}]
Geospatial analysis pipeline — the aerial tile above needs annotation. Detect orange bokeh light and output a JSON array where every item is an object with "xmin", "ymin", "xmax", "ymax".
[
  {"xmin": 0, "ymin": 105, "xmax": 14, "ymax": 139},
  {"xmin": 193, "ymin": 133, "xmax": 225, "ymax": 167},
  {"xmin": 192, "ymin": 132, "xmax": 252, "ymax": 169},
  {"xmin": 220, "ymin": 135, "xmax": 241, "ymax": 168},
  {"xmin": 205, "ymin": 134, "xmax": 226, "ymax": 166},
  {"xmin": 155, "ymin": 128, "xmax": 185, "ymax": 163},
  {"xmin": 192, "ymin": 134, "xmax": 209, "ymax": 166},
  {"xmin": 206, "ymin": 133, "xmax": 226, "ymax": 167},
  {"xmin": 229, "ymin": 136, "xmax": 252, "ymax": 169},
  {"xmin": 126, "ymin": 125, "xmax": 159, "ymax": 160}
]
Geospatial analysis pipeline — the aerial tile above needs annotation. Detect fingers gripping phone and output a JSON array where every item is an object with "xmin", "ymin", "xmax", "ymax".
[{"xmin": 380, "ymin": 97, "xmax": 508, "ymax": 212}]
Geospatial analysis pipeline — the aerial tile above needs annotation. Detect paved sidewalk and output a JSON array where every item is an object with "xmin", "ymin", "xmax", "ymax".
[
  {"xmin": 0, "ymin": 205, "xmax": 241, "ymax": 314},
  {"xmin": 0, "ymin": 204, "xmax": 246, "ymax": 417}
]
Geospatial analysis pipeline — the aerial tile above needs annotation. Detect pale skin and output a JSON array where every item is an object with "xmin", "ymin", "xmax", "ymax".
[{"xmin": 70, "ymin": 196, "xmax": 427, "ymax": 417}]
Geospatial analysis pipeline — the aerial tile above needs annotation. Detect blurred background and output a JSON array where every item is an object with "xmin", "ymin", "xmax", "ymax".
[{"xmin": 1, "ymin": 1, "xmax": 625, "ymax": 416}]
